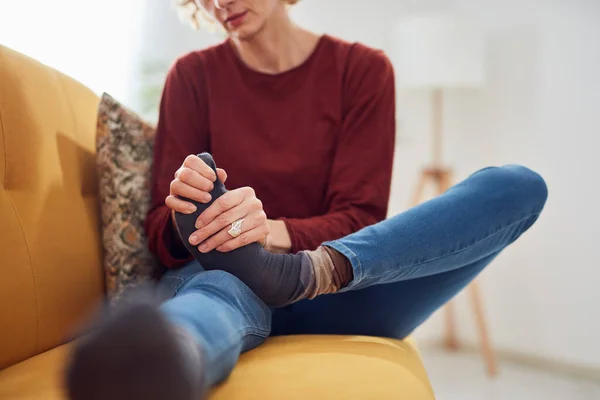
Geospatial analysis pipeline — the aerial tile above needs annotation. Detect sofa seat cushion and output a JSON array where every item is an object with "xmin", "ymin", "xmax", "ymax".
[{"xmin": 0, "ymin": 335, "xmax": 435, "ymax": 400}]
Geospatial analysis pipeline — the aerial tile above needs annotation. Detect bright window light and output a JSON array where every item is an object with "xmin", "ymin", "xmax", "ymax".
[{"xmin": 0, "ymin": 0, "xmax": 145, "ymax": 106}]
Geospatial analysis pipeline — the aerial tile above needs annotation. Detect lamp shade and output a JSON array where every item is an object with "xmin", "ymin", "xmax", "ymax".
[{"xmin": 393, "ymin": 14, "xmax": 486, "ymax": 88}]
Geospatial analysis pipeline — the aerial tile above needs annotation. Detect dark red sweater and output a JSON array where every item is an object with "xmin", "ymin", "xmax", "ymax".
[{"xmin": 144, "ymin": 34, "xmax": 396, "ymax": 268}]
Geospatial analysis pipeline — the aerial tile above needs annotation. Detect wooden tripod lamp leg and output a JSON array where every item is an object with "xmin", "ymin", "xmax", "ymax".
[
  {"xmin": 410, "ymin": 170, "xmax": 429, "ymax": 208},
  {"xmin": 469, "ymin": 281, "xmax": 498, "ymax": 376},
  {"xmin": 444, "ymin": 301, "xmax": 460, "ymax": 350}
]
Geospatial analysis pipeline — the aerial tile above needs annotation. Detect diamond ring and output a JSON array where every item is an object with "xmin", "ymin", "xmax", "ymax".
[{"xmin": 228, "ymin": 219, "xmax": 244, "ymax": 238}]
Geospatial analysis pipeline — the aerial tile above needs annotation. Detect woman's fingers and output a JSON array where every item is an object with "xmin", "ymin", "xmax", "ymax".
[
  {"xmin": 169, "ymin": 154, "xmax": 225, "ymax": 204},
  {"xmin": 181, "ymin": 184, "xmax": 268, "ymax": 253},
  {"xmin": 198, "ymin": 210, "xmax": 268, "ymax": 253},
  {"xmin": 183, "ymin": 154, "xmax": 216, "ymax": 182},
  {"xmin": 189, "ymin": 189, "xmax": 246, "ymax": 245},
  {"xmin": 216, "ymin": 212, "xmax": 269, "ymax": 252},
  {"xmin": 194, "ymin": 187, "xmax": 252, "ymax": 230},
  {"xmin": 216, "ymin": 168, "xmax": 228, "ymax": 183},
  {"xmin": 169, "ymin": 179, "xmax": 212, "ymax": 204},
  {"xmin": 165, "ymin": 195, "xmax": 197, "ymax": 214},
  {"xmin": 175, "ymin": 167, "xmax": 215, "ymax": 193},
  {"xmin": 166, "ymin": 154, "xmax": 230, "ymax": 218}
]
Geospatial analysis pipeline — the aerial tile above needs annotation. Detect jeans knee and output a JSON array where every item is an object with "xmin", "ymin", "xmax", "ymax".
[
  {"xmin": 184, "ymin": 270, "xmax": 254, "ymax": 300},
  {"xmin": 183, "ymin": 270, "xmax": 272, "ymax": 329},
  {"xmin": 502, "ymin": 165, "xmax": 548, "ymax": 212},
  {"xmin": 479, "ymin": 164, "xmax": 548, "ymax": 214}
]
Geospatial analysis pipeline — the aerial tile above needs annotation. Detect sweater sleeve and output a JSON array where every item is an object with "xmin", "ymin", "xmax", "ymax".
[
  {"xmin": 280, "ymin": 46, "xmax": 396, "ymax": 252},
  {"xmin": 144, "ymin": 54, "xmax": 209, "ymax": 268}
]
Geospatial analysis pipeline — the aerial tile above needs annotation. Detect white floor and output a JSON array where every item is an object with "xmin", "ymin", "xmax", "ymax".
[{"xmin": 420, "ymin": 349, "xmax": 600, "ymax": 400}]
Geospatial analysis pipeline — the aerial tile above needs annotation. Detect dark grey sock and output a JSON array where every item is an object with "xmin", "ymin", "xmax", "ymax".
[
  {"xmin": 64, "ymin": 291, "xmax": 205, "ymax": 400},
  {"xmin": 173, "ymin": 153, "xmax": 312, "ymax": 307}
]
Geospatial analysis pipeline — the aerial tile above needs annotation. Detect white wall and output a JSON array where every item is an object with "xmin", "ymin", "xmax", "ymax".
[
  {"xmin": 291, "ymin": 0, "xmax": 600, "ymax": 369},
  {"xmin": 124, "ymin": 1, "xmax": 220, "ymax": 121},
  {"xmin": 0, "ymin": 0, "xmax": 146, "ymax": 105}
]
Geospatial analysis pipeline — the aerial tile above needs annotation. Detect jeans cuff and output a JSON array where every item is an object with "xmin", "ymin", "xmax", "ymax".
[{"xmin": 322, "ymin": 240, "xmax": 363, "ymax": 292}]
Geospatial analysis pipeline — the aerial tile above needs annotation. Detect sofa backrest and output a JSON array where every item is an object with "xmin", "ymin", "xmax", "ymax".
[{"xmin": 0, "ymin": 45, "xmax": 105, "ymax": 369}]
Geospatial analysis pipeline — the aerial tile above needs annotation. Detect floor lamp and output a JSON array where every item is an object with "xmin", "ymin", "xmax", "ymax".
[{"xmin": 393, "ymin": 14, "xmax": 497, "ymax": 377}]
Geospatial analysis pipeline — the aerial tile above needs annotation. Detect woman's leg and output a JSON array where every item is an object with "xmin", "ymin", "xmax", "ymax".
[
  {"xmin": 65, "ymin": 260, "xmax": 272, "ymax": 400},
  {"xmin": 273, "ymin": 165, "xmax": 547, "ymax": 338},
  {"xmin": 173, "ymin": 157, "xmax": 547, "ymax": 308},
  {"xmin": 158, "ymin": 261, "xmax": 272, "ymax": 389},
  {"xmin": 272, "ymin": 253, "xmax": 498, "ymax": 338},
  {"xmin": 324, "ymin": 165, "xmax": 547, "ymax": 293}
]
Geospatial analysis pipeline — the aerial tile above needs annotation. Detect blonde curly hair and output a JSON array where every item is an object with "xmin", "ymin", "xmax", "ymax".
[{"xmin": 173, "ymin": 0, "xmax": 300, "ymax": 32}]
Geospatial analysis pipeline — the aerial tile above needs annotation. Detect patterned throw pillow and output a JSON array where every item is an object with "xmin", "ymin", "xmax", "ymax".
[{"xmin": 96, "ymin": 92, "xmax": 161, "ymax": 304}]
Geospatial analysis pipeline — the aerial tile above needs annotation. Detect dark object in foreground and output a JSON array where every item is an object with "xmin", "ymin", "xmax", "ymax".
[{"xmin": 64, "ymin": 290, "xmax": 205, "ymax": 400}]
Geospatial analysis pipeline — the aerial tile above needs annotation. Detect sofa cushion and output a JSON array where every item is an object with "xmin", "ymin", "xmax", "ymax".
[
  {"xmin": 0, "ymin": 335, "xmax": 435, "ymax": 399},
  {"xmin": 96, "ymin": 93, "xmax": 160, "ymax": 304}
]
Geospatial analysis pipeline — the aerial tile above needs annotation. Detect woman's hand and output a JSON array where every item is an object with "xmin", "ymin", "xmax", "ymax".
[
  {"xmin": 165, "ymin": 154, "xmax": 228, "ymax": 214},
  {"xmin": 188, "ymin": 186, "xmax": 270, "ymax": 253}
]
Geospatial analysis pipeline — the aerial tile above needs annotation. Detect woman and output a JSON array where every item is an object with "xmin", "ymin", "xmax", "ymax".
[{"xmin": 64, "ymin": 1, "xmax": 548, "ymax": 400}]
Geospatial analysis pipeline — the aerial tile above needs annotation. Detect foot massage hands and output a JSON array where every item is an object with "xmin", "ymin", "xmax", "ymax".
[
  {"xmin": 165, "ymin": 153, "xmax": 291, "ymax": 254},
  {"xmin": 167, "ymin": 153, "xmax": 353, "ymax": 308}
]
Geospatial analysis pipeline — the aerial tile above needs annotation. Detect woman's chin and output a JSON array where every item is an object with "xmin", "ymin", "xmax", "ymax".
[{"xmin": 228, "ymin": 24, "xmax": 260, "ymax": 41}]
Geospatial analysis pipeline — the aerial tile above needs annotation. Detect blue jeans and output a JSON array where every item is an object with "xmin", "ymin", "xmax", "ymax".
[{"xmin": 158, "ymin": 165, "xmax": 548, "ymax": 388}]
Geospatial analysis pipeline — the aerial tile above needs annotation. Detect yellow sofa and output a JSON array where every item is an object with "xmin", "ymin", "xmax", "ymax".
[{"xmin": 0, "ymin": 45, "xmax": 436, "ymax": 400}]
